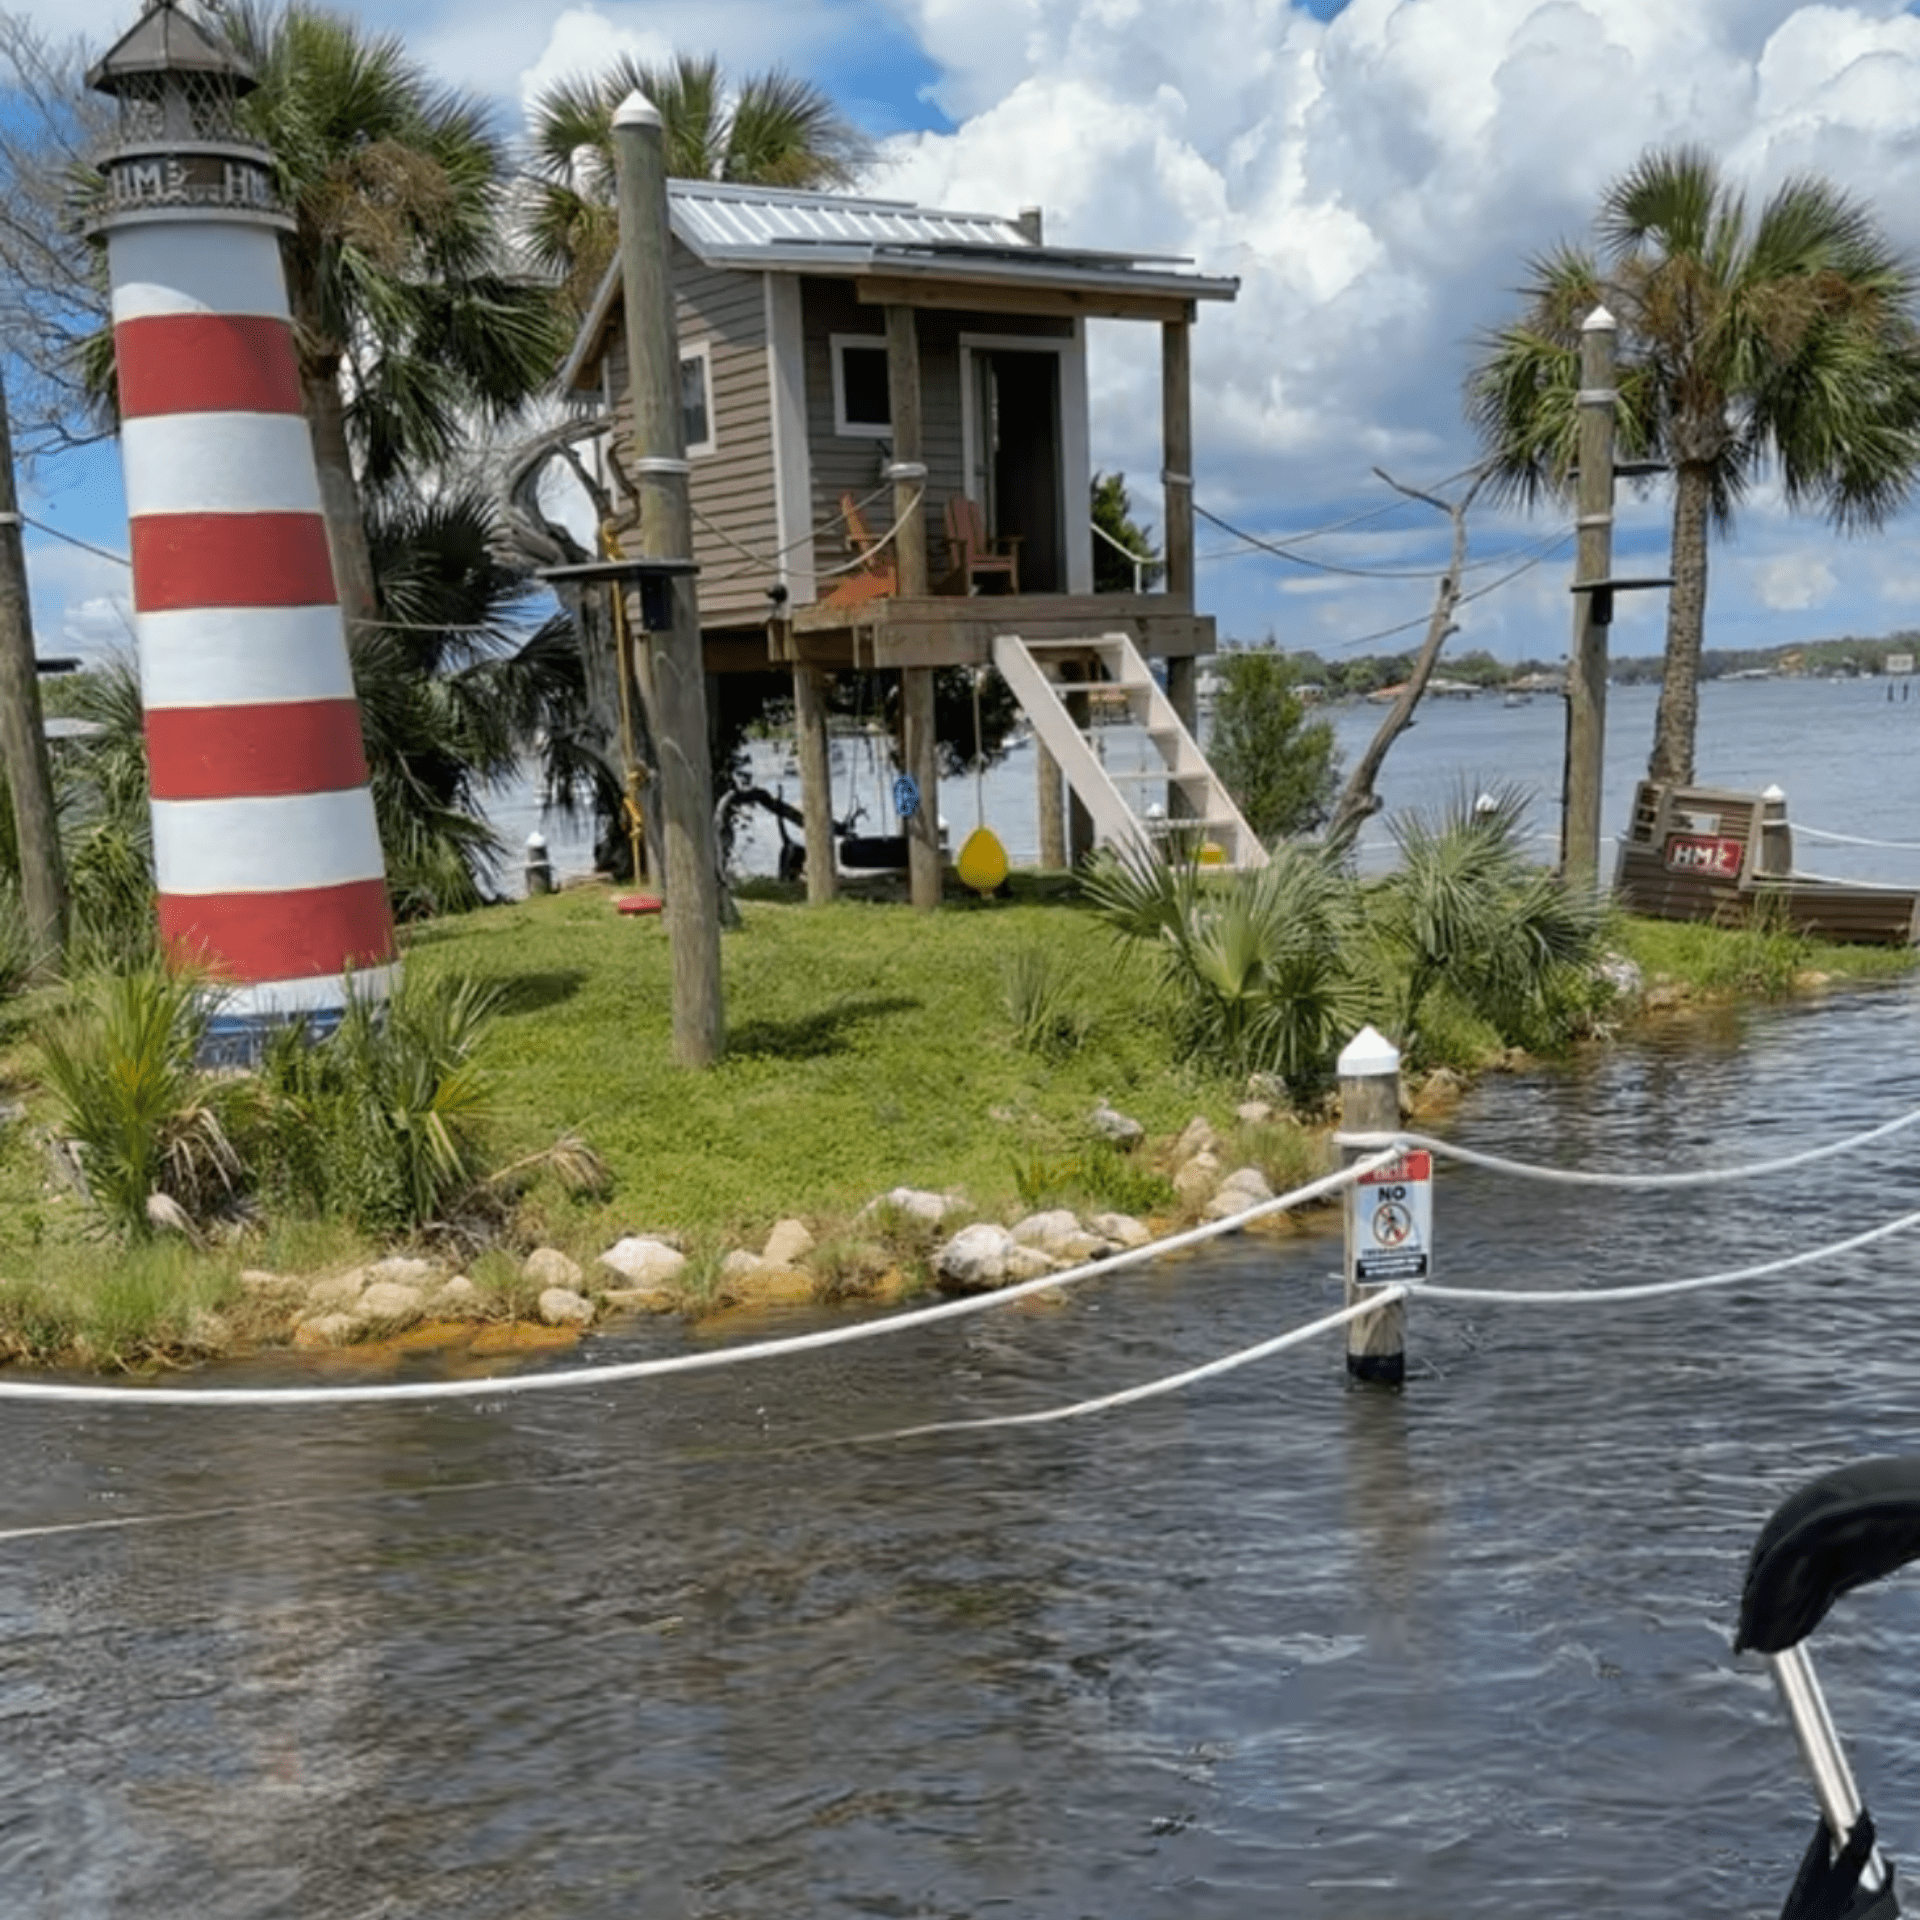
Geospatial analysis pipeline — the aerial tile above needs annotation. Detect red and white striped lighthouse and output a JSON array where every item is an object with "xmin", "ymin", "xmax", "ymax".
[{"xmin": 88, "ymin": 1, "xmax": 393, "ymax": 1053}]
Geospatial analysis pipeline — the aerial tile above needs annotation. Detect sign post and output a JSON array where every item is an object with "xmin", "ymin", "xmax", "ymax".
[{"xmin": 1338, "ymin": 1026, "xmax": 1425, "ymax": 1387}]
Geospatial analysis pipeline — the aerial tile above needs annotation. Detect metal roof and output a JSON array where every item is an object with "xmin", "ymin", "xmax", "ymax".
[
  {"xmin": 562, "ymin": 180, "xmax": 1238, "ymax": 390},
  {"xmin": 669, "ymin": 179, "xmax": 1024, "ymax": 255}
]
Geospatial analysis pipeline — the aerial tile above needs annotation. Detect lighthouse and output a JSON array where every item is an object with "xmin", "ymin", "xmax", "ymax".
[{"xmin": 87, "ymin": 0, "xmax": 393, "ymax": 1059}]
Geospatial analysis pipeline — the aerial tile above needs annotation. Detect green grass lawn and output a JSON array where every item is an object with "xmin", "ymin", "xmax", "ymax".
[
  {"xmin": 397, "ymin": 881, "xmax": 1216, "ymax": 1248},
  {"xmin": 0, "ymin": 872, "xmax": 1908, "ymax": 1369}
]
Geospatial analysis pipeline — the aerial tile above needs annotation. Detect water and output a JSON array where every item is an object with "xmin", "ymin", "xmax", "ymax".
[
  {"xmin": 492, "ymin": 676, "xmax": 1920, "ymax": 891},
  {"xmin": 11, "ymin": 682, "xmax": 1920, "ymax": 1913},
  {"xmin": 7, "ymin": 990, "xmax": 1920, "ymax": 1913}
]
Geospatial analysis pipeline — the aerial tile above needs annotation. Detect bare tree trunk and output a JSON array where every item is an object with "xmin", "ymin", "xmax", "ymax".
[
  {"xmin": 299, "ymin": 358, "xmax": 379, "ymax": 632},
  {"xmin": 1647, "ymin": 461, "xmax": 1712, "ymax": 788},
  {"xmin": 1326, "ymin": 469, "xmax": 1484, "ymax": 849}
]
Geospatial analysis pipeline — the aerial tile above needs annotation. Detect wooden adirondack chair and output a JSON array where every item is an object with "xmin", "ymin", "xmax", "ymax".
[
  {"xmin": 819, "ymin": 492, "xmax": 898, "ymax": 608},
  {"xmin": 941, "ymin": 495, "xmax": 1020, "ymax": 595}
]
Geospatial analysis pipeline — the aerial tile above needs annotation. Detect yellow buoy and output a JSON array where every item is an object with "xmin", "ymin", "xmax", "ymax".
[{"xmin": 956, "ymin": 824, "xmax": 1010, "ymax": 895}]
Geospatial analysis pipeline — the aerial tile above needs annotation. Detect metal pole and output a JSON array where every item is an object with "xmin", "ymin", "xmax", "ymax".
[
  {"xmin": 1769, "ymin": 1642, "xmax": 1889, "ymax": 1893},
  {"xmin": 0, "ymin": 374, "xmax": 66, "ymax": 981},
  {"xmin": 1563, "ymin": 305, "xmax": 1617, "ymax": 891},
  {"xmin": 611, "ymin": 91, "xmax": 725, "ymax": 1066}
]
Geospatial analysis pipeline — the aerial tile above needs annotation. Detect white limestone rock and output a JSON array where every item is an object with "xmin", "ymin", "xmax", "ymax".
[
  {"xmin": 432, "ymin": 1276, "xmax": 484, "ymax": 1319},
  {"xmin": 599, "ymin": 1237, "xmax": 688, "ymax": 1286},
  {"xmin": 1088, "ymin": 1211, "xmax": 1153, "ymax": 1250},
  {"xmin": 761, "ymin": 1218, "xmax": 815, "ymax": 1268},
  {"xmin": 1089, "ymin": 1101, "xmax": 1144, "ymax": 1147},
  {"xmin": 1236, "ymin": 1101, "xmax": 1275, "ymax": 1127},
  {"xmin": 538, "ymin": 1286, "xmax": 594, "ymax": 1327},
  {"xmin": 522, "ymin": 1247, "xmax": 583, "ymax": 1289},
  {"xmin": 367, "ymin": 1256, "xmax": 436, "ymax": 1287},
  {"xmin": 292, "ymin": 1312, "xmax": 360, "ymax": 1349},
  {"xmin": 357, "ymin": 1280, "xmax": 425, "ymax": 1326},
  {"xmin": 861, "ymin": 1187, "xmax": 959, "ymax": 1227},
  {"xmin": 935, "ymin": 1222, "xmax": 1017, "ymax": 1290},
  {"xmin": 1174, "ymin": 1116, "xmax": 1221, "ymax": 1164},
  {"xmin": 237, "ymin": 1268, "xmax": 301, "ymax": 1300},
  {"xmin": 306, "ymin": 1270, "xmax": 367, "ymax": 1312},
  {"xmin": 1173, "ymin": 1152, "xmax": 1221, "ymax": 1206},
  {"xmin": 721, "ymin": 1249, "xmax": 766, "ymax": 1280},
  {"xmin": 1003, "ymin": 1245, "xmax": 1059, "ymax": 1282},
  {"xmin": 1010, "ymin": 1209, "xmax": 1082, "ymax": 1253}
]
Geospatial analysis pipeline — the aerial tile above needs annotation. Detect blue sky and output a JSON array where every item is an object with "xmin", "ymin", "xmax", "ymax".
[{"xmin": 21, "ymin": 0, "xmax": 1920, "ymax": 681}]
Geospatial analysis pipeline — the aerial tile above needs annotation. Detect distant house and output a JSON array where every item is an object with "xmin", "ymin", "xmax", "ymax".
[{"xmin": 560, "ymin": 179, "xmax": 1270, "ymax": 879}]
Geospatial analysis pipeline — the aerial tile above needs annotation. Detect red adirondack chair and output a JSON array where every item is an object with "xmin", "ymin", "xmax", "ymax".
[{"xmin": 941, "ymin": 495, "xmax": 1020, "ymax": 594}]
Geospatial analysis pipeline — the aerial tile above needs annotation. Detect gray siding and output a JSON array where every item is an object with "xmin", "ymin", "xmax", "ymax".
[
  {"xmin": 604, "ymin": 244, "xmax": 777, "ymax": 631},
  {"xmin": 799, "ymin": 279, "xmax": 1070, "ymax": 594}
]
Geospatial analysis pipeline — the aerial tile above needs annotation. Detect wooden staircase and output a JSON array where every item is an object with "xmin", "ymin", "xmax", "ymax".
[{"xmin": 991, "ymin": 632, "xmax": 1269, "ymax": 870}]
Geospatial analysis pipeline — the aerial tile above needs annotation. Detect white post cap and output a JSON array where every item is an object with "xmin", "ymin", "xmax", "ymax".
[
  {"xmin": 612, "ymin": 91, "xmax": 662, "ymax": 129},
  {"xmin": 526, "ymin": 831, "xmax": 548, "ymax": 852},
  {"xmin": 1762, "ymin": 783, "xmax": 1786, "ymax": 801},
  {"xmin": 1583, "ymin": 304, "xmax": 1617, "ymax": 332},
  {"xmin": 1338, "ymin": 1024, "xmax": 1400, "ymax": 1078}
]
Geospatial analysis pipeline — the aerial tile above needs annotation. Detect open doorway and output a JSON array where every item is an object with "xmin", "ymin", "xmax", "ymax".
[{"xmin": 969, "ymin": 347, "xmax": 1063, "ymax": 592}]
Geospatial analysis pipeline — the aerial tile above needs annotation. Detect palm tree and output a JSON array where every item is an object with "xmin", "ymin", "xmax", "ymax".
[
  {"xmin": 1468, "ymin": 145, "xmax": 1920, "ymax": 787},
  {"xmin": 192, "ymin": 1, "xmax": 570, "ymax": 627},
  {"xmin": 523, "ymin": 51, "xmax": 870, "ymax": 314}
]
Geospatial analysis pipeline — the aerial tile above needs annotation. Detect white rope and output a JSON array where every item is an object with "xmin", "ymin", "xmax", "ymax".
[
  {"xmin": 1418, "ymin": 1206, "xmax": 1920, "ymax": 1305},
  {"xmin": 1791, "ymin": 822, "xmax": 1920, "ymax": 853},
  {"xmin": 0, "ymin": 1153, "xmax": 1394, "ymax": 1410},
  {"xmin": 695, "ymin": 478, "xmax": 897, "ymax": 581},
  {"xmin": 833, "ymin": 1288, "xmax": 1407, "ymax": 1444},
  {"xmin": 1336, "ymin": 1102, "xmax": 1920, "ymax": 1189}
]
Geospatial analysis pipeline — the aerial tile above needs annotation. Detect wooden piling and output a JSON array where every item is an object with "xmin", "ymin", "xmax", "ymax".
[
  {"xmin": 1339, "ymin": 1025, "xmax": 1407, "ymax": 1388},
  {"xmin": 793, "ymin": 662, "xmax": 838, "ymax": 903},
  {"xmin": 612, "ymin": 91, "xmax": 725, "ymax": 1066}
]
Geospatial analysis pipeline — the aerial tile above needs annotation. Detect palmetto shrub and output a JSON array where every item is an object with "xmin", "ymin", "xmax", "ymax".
[
  {"xmin": 1368, "ymin": 782, "xmax": 1608, "ymax": 1057},
  {"xmin": 37, "ymin": 964, "xmax": 245, "ymax": 1239},
  {"xmin": 251, "ymin": 969, "xmax": 505, "ymax": 1236},
  {"xmin": 1085, "ymin": 839, "xmax": 1372, "ymax": 1097}
]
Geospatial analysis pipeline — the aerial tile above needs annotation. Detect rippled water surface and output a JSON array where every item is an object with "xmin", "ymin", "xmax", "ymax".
[{"xmin": 7, "ymin": 984, "xmax": 1920, "ymax": 1916}]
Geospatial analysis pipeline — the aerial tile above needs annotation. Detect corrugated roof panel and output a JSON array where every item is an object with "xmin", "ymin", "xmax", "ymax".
[{"xmin": 669, "ymin": 180, "xmax": 1028, "ymax": 256}]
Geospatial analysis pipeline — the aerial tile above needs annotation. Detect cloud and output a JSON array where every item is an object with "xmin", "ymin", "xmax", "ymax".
[
  {"xmin": 872, "ymin": 0, "xmax": 1920, "ymax": 649},
  {"xmin": 1751, "ymin": 552, "xmax": 1838, "ymax": 612}
]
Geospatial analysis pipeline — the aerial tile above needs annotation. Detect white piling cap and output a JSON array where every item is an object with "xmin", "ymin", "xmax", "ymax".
[
  {"xmin": 612, "ymin": 91, "xmax": 661, "ymax": 129},
  {"xmin": 1762, "ymin": 783, "xmax": 1786, "ymax": 801},
  {"xmin": 1337, "ymin": 1024, "xmax": 1400, "ymax": 1078},
  {"xmin": 1583, "ymin": 304, "xmax": 1617, "ymax": 332},
  {"xmin": 526, "ymin": 831, "xmax": 548, "ymax": 852}
]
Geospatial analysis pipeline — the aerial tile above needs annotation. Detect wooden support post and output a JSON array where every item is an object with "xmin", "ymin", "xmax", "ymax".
[
  {"xmin": 901, "ymin": 665, "xmax": 941, "ymax": 909},
  {"xmin": 793, "ymin": 663, "xmax": 838, "ymax": 903},
  {"xmin": 884, "ymin": 305, "xmax": 930, "ymax": 599},
  {"xmin": 1339, "ymin": 1025, "xmax": 1407, "ymax": 1389},
  {"xmin": 1035, "ymin": 737, "xmax": 1067, "ymax": 869},
  {"xmin": 613, "ymin": 91, "xmax": 725, "ymax": 1067},
  {"xmin": 1757, "ymin": 783, "xmax": 1792, "ymax": 877},
  {"xmin": 1161, "ymin": 312, "xmax": 1195, "ymax": 609},
  {"xmin": 0, "ymin": 373, "xmax": 65, "ymax": 982},
  {"xmin": 1064, "ymin": 685, "xmax": 1095, "ymax": 866},
  {"xmin": 1563, "ymin": 306, "xmax": 1617, "ymax": 891},
  {"xmin": 1165, "ymin": 653, "xmax": 1198, "ymax": 821}
]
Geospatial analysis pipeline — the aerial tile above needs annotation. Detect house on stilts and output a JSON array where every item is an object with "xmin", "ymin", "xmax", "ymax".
[{"xmin": 557, "ymin": 178, "xmax": 1261, "ymax": 896}]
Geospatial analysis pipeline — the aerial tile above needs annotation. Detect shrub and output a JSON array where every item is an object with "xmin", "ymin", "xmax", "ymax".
[
  {"xmin": 252, "ymin": 969, "xmax": 504, "ymax": 1236},
  {"xmin": 1011, "ymin": 1140, "xmax": 1174, "ymax": 1218},
  {"xmin": 37, "ymin": 964, "xmax": 244, "ymax": 1238},
  {"xmin": 1085, "ymin": 840, "xmax": 1371, "ymax": 1098}
]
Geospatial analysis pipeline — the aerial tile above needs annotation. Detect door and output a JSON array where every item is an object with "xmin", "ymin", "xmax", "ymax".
[{"xmin": 971, "ymin": 349, "xmax": 1063, "ymax": 593}]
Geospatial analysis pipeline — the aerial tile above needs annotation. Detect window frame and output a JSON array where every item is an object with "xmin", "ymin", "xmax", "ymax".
[
  {"xmin": 679, "ymin": 340, "xmax": 716, "ymax": 458},
  {"xmin": 830, "ymin": 333, "xmax": 893, "ymax": 439}
]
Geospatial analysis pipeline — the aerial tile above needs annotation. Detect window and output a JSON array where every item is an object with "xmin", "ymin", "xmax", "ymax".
[
  {"xmin": 679, "ymin": 343, "xmax": 715, "ymax": 456},
  {"xmin": 831, "ymin": 336, "xmax": 892, "ymax": 437}
]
